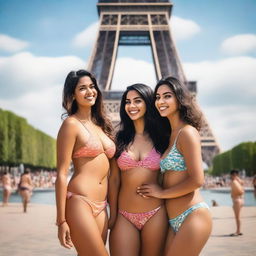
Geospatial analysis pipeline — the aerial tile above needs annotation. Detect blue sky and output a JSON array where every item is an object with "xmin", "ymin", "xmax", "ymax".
[{"xmin": 0, "ymin": 0, "xmax": 256, "ymax": 151}]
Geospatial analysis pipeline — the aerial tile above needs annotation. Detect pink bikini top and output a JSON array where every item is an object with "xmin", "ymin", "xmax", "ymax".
[
  {"xmin": 117, "ymin": 148, "xmax": 161, "ymax": 171},
  {"xmin": 72, "ymin": 119, "xmax": 116, "ymax": 159}
]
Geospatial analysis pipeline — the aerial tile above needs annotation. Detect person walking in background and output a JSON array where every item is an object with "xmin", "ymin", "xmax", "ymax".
[
  {"xmin": 137, "ymin": 77, "xmax": 212, "ymax": 256},
  {"xmin": 55, "ymin": 70, "xmax": 115, "ymax": 255},
  {"xmin": 18, "ymin": 170, "xmax": 33, "ymax": 213},
  {"xmin": 108, "ymin": 84, "xmax": 169, "ymax": 256},
  {"xmin": 230, "ymin": 169, "xmax": 244, "ymax": 236},
  {"xmin": 1, "ymin": 171, "xmax": 12, "ymax": 206}
]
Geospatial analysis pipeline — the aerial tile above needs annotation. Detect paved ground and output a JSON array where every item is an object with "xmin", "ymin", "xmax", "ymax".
[{"xmin": 0, "ymin": 203, "xmax": 255, "ymax": 256}]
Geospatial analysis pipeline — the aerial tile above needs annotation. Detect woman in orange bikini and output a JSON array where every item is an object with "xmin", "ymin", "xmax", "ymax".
[
  {"xmin": 55, "ymin": 70, "xmax": 115, "ymax": 255},
  {"xmin": 108, "ymin": 84, "xmax": 169, "ymax": 256}
]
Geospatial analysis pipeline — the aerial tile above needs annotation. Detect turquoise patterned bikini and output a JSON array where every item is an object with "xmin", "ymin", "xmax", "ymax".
[
  {"xmin": 160, "ymin": 128, "xmax": 209, "ymax": 232},
  {"xmin": 160, "ymin": 129, "xmax": 186, "ymax": 172}
]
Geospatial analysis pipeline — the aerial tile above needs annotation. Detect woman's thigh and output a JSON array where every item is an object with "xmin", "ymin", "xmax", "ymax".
[
  {"xmin": 95, "ymin": 209, "xmax": 108, "ymax": 243},
  {"xmin": 165, "ymin": 208, "xmax": 212, "ymax": 256},
  {"xmin": 109, "ymin": 214, "xmax": 140, "ymax": 256},
  {"xmin": 141, "ymin": 206, "xmax": 168, "ymax": 256},
  {"xmin": 66, "ymin": 197, "xmax": 108, "ymax": 256}
]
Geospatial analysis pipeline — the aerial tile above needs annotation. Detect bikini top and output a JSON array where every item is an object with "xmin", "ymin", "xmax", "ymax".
[
  {"xmin": 117, "ymin": 147, "xmax": 161, "ymax": 171},
  {"xmin": 72, "ymin": 119, "xmax": 116, "ymax": 159},
  {"xmin": 160, "ymin": 129, "xmax": 187, "ymax": 172}
]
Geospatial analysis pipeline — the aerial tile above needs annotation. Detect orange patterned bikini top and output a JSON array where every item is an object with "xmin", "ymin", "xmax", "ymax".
[{"xmin": 72, "ymin": 119, "xmax": 115, "ymax": 159}]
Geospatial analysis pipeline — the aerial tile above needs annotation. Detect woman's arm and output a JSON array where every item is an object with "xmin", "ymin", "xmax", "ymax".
[
  {"xmin": 138, "ymin": 127, "xmax": 204, "ymax": 199},
  {"xmin": 55, "ymin": 119, "xmax": 76, "ymax": 248},
  {"xmin": 107, "ymin": 158, "xmax": 120, "ymax": 229}
]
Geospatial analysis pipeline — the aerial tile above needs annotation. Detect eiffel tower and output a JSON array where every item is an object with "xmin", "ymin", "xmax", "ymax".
[{"xmin": 87, "ymin": 0, "xmax": 220, "ymax": 166}]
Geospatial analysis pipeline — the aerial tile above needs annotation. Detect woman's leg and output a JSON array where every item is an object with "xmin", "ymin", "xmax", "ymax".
[
  {"xmin": 66, "ymin": 196, "xmax": 109, "ymax": 256},
  {"xmin": 109, "ymin": 213, "xmax": 140, "ymax": 256},
  {"xmin": 6, "ymin": 189, "xmax": 11, "ymax": 204},
  {"xmin": 3, "ymin": 189, "xmax": 8, "ymax": 205},
  {"xmin": 141, "ymin": 206, "xmax": 168, "ymax": 256},
  {"xmin": 20, "ymin": 190, "xmax": 30, "ymax": 212},
  {"xmin": 165, "ymin": 208, "xmax": 212, "ymax": 256},
  {"xmin": 95, "ymin": 208, "xmax": 108, "ymax": 244}
]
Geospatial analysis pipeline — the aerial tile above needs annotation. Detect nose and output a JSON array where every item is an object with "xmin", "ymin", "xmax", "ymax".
[
  {"xmin": 130, "ymin": 101, "xmax": 137, "ymax": 108},
  {"xmin": 86, "ymin": 87, "xmax": 93, "ymax": 95},
  {"xmin": 156, "ymin": 96, "xmax": 164, "ymax": 105}
]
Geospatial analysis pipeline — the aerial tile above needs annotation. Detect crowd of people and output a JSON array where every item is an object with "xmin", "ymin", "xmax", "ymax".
[
  {"xmin": 0, "ymin": 169, "xmax": 56, "ymax": 212},
  {"xmin": 203, "ymin": 174, "xmax": 254, "ymax": 189}
]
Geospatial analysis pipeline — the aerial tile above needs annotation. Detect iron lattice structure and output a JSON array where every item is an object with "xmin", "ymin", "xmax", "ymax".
[{"xmin": 88, "ymin": 0, "xmax": 220, "ymax": 165}]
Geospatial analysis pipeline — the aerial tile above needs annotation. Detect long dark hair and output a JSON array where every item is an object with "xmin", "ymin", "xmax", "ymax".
[
  {"xmin": 115, "ymin": 83, "xmax": 169, "ymax": 158},
  {"xmin": 62, "ymin": 69, "xmax": 113, "ymax": 136},
  {"xmin": 155, "ymin": 76, "xmax": 202, "ymax": 131}
]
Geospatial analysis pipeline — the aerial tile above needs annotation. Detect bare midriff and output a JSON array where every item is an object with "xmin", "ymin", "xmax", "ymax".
[
  {"xmin": 119, "ymin": 167, "xmax": 163, "ymax": 212},
  {"xmin": 163, "ymin": 170, "xmax": 204, "ymax": 219},
  {"xmin": 67, "ymin": 153, "xmax": 110, "ymax": 201}
]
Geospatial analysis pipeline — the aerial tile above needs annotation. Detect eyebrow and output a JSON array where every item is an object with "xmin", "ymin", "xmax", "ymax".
[
  {"xmin": 78, "ymin": 83, "xmax": 94, "ymax": 88},
  {"xmin": 156, "ymin": 91, "xmax": 173, "ymax": 95},
  {"xmin": 126, "ymin": 96, "xmax": 142, "ymax": 101}
]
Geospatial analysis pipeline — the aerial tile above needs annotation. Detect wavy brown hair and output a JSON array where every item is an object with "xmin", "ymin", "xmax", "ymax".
[
  {"xmin": 62, "ymin": 69, "xmax": 113, "ymax": 136},
  {"xmin": 155, "ymin": 76, "xmax": 202, "ymax": 131}
]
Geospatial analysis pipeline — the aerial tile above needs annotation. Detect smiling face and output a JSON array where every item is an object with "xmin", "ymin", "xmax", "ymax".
[
  {"xmin": 74, "ymin": 76, "xmax": 97, "ymax": 107},
  {"xmin": 125, "ymin": 90, "xmax": 146, "ymax": 121},
  {"xmin": 155, "ymin": 84, "xmax": 179, "ymax": 118}
]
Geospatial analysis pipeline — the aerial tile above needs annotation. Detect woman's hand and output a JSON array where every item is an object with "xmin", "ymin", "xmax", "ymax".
[
  {"xmin": 137, "ymin": 183, "xmax": 163, "ymax": 198},
  {"xmin": 58, "ymin": 222, "xmax": 73, "ymax": 249}
]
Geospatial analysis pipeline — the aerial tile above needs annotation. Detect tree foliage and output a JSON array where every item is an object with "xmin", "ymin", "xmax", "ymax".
[
  {"xmin": 0, "ymin": 109, "xmax": 56, "ymax": 168},
  {"xmin": 212, "ymin": 141, "xmax": 256, "ymax": 176}
]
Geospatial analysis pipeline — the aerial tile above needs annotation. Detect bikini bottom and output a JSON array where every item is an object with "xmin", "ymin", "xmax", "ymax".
[
  {"xmin": 119, "ymin": 205, "xmax": 162, "ymax": 230},
  {"xmin": 67, "ymin": 191, "xmax": 107, "ymax": 217},
  {"xmin": 19, "ymin": 186, "xmax": 30, "ymax": 191},
  {"xmin": 169, "ymin": 202, "xmax": 209, "ymax": 233}
]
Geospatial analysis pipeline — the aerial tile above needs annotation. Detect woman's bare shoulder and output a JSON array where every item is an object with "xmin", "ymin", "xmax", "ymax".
[
  {"xmin": 180, "ymin": 125, "xmax": 200, "ymax": 140},
  {"xmin": 58, "ymin": 116, "xmax": 79, "ymax": 137}
]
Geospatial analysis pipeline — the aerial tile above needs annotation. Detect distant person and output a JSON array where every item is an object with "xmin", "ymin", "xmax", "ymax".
[
  {"xmin": 253, "ymin": 175, "xmax": 256, "ymax": 198},
  {"xmin": 211, "ymin": 200, "xmax": 218, "ymax": 207},
  {"xmin": 230, "ymin": 169, "xmax": 244, "ymax": 236},
  {"xmin": 18, "ymin": 170, "xmax": 33, "ymax": 213},
  {"xmin": 2, "ymin": 171, "xmax": 12, "ymax": 206},
  {"xmin": 55, "ymin": 70, "xmax": 115, "ymax": 255}
]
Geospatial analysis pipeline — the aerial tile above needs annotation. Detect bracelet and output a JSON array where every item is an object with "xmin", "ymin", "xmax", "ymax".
[{"xmin": 56, "ymin": 220, "xmax": 66, "ymax": 227}]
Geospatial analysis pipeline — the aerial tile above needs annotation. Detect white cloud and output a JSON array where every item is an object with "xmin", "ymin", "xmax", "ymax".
[
  {"xmin": 111, "ymin": 57, "xmax": 156, "ymax": 90},
  {"xmin": 0, "ymin": 34, "xmax": 29, "ymax": 52},
  {"xmin": 0, "ymin": 52, "xmax": 86, "ymax": 98},
  {"xmin": 221, "ymin": 34, "xmax": 256, "ymax": 55},
  {"xmin": 183, "ymin": 56, "xmax": 256, "ymax": 151},
  {"xmin": 0, "ymin": 52, "xmax": 86, "ymax": 138},
  {"xmin": 184, "ymin": 56, "xmax": 256, "ymax": 104},
  {"xmin": 72, "ymin": 21, "xmax": 99, "ymax": 48},
  {"xmin": 170, "ymin": 16, "xmax": 201, "ymax": 41},
  {"xmin": 0, "ymin": 85, "xmax": 63, "ymax": 139}
]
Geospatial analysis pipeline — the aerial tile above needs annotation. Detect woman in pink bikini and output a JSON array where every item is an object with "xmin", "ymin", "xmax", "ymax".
[
  {"xmin": 55, "ymin": 70, "xmax": 115, "ymax": 255},
  {"xmin": 109, "ymin": 84, "xmax": 169, "ymax": 256}
]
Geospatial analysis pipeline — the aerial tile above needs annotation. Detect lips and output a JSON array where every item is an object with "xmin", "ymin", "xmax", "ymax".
[
  {"xmin": 129, "ymin": 110, "xmax": 139, "ymax": 114},
  {"xmin": 158, "ymin": 106, "xmax": 168, "ymax": 111},
  {"xmin": 85, "ymin": 96, "xmax": 94, "ymax": 100}
]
